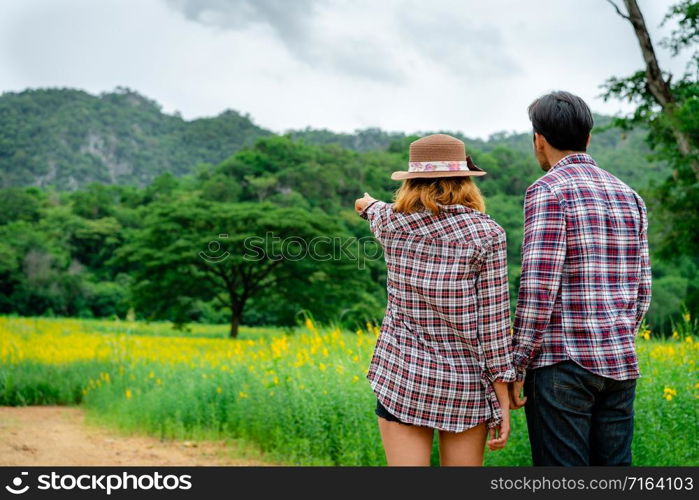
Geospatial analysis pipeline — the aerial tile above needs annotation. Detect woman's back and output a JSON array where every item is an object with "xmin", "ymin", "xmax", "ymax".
[{"xmin": 360, "ymin": 199, "xmax": 513, "ymax": 432}]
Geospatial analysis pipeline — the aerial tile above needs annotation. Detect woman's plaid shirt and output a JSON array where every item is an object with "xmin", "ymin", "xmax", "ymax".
[
  {"xmin": 360, "ymin": 200, "xmax": 515, "ymax": 432},
  {"xmin": 513, "ymin": 153, "xmax": 652, "ymax": 382}
]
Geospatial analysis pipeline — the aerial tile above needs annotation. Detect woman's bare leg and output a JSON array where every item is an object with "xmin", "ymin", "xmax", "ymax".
[
  {"xmin": 378, "ymin": 417, "xmax": 434, "ymax": 466},
  {"xmin": 438, "ymin": 422, "xmax": 487, "ymax": 466}
]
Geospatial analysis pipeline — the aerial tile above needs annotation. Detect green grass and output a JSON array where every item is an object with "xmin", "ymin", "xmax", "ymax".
[{"xmin": 0, "ymin": 315, "xmax": 697, "ymax": 466}]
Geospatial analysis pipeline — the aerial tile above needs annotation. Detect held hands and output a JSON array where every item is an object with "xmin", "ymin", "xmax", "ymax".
[{"xmin": 354, "ymin": 192, "xmax": 377, "ymax": 214}]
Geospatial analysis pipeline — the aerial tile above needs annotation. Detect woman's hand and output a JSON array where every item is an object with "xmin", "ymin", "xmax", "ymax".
[
  {"xmin": 487, "ymin": 380, "xmax": 511, "ymax": 451},
  {"xmin": 355, "ymin": 192, "xmax": 377, "ymax": 214},
  {"xmin": 486, "ymin": 409, "xmax": 510, "ymax": 451}
]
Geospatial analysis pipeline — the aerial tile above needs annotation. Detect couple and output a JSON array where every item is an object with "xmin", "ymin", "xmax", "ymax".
[{"xmin": 354, "ymin": 91, "xmax": 652, "ymax": 467}]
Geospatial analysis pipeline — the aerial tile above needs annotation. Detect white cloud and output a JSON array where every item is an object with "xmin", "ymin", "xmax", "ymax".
[{"xmin": 0, "ymin": 0, "xmax": 691, "ymax": 139}]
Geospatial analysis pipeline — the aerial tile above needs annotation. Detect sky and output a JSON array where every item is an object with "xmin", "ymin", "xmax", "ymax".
[{"xmin": 0, "ymin": 0, "xmax": 692, "ymax": 139}]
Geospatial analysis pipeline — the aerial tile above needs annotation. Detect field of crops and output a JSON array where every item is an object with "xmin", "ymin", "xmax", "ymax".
[{"xmin": 0, "ymin": 314, "xmax": 697, "ymax": 466}]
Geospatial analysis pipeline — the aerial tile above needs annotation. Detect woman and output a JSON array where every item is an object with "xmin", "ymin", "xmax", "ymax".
[{"xmin": 354, "ymin": 134, "xmax": 515, "ymax": 466}]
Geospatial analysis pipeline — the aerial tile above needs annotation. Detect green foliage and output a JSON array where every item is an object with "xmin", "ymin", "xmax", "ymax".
[
  {"xmin": 600, "ymin": 0, "xmax": 699, "ymax": 329},
  {"xmin": 0, "ymin": 84, "xmax": 692, "ymax": 332},
  {"xmin": 0, "ymin": 87, "xmax": 270, "ymax": 190}
]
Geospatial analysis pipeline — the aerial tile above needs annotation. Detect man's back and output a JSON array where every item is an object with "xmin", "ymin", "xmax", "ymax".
[{"xmin": 512, "ymin": 153, "xmax": 651, "ymax": 381}]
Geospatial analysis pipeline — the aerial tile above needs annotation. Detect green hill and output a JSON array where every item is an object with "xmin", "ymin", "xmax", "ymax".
[
  {"xmin": 0, "ymin": 87, "xmax": 271, "ymax": 190},
  {"xmin": 0, "ymin": 87, "xmax": 667, "ymax": 192}
]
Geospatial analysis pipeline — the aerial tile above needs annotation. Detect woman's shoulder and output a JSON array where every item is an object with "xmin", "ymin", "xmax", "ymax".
[
  {"xmin": 447, "ymin": 206, "xmax": 506, "ymax": 243},
  {"xmin": 401, "ymin": 206, "xmax": 505, "ymax": 246}
]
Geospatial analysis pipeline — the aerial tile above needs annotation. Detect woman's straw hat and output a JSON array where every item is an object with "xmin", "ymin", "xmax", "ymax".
[{"xmin": 391, "ymin": 133, "xmax": 486, "ymax": 180}]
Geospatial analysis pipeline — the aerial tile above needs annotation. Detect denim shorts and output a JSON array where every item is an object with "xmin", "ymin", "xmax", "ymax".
[{"xmin": 375, "ymin": 398, "xmax": 412, "ymax": 425}]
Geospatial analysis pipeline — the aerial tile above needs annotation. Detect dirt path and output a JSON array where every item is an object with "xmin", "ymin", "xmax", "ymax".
[{"xmin": 0, "ymin": 406, "xmax": 277, "ymax": 466}]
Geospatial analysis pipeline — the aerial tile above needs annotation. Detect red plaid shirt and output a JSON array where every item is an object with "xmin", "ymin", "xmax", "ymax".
[
  {"xmin": 360, "ymin": 201, "xmax": 515, "ymax": 431},
  {"xmin": 513, "ymin": 153, "xmax": 652, "ymax": 381}
]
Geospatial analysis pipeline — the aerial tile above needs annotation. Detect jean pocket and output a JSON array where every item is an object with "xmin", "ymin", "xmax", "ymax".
[{"xmin": 552, "ymin": 362, "xmax": 594, "ymax": 412}]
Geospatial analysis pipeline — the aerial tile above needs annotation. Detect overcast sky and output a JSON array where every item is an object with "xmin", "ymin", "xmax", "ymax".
[{"xmin": 0, "ymin": 0, "xmax": 691, "ymax": 139}]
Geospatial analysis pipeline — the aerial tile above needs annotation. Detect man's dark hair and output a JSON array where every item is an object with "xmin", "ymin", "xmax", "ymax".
[{"xmin": 528, "ymin": 91, "xmax": 593, "ymax": 151}]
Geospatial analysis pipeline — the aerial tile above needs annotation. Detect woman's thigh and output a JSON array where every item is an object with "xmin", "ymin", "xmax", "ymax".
[
  {"xmin": 438, "ymin": 422, "xmax": 487, "ymax": 466},
  {"xmin": 378, "ymin": 417, "xmax": 435, "ymax": 466}
]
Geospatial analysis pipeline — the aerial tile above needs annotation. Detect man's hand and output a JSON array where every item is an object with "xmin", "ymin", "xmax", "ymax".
[
  {"xmin": 486, "ymin": 409, "xmax": 510, "ymax": 451},
  {"xmin": 508, "ymin": 381, "xmax": 527, "ymax": 410},
  {"xmin": 354, "ymin": 192, "xmax": 377, "ymax": 214}
]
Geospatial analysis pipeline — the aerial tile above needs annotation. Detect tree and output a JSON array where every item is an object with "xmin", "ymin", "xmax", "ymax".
[
  {"xmin": 604, "ymin": 0, "xmax": 698, "ymax": 176},
  {"xmin": 603, "ymin": 0, "xmax": 699, "ymax": 323},
  {"xmin": 114, "ymin": 197, "xmax": 372, "ymax": 337}
]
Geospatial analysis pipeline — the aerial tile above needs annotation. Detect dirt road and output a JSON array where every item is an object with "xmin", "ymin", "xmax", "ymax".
[{"xmin": 0, "ymin": 406, "xmax": 275, "ymax": 466}]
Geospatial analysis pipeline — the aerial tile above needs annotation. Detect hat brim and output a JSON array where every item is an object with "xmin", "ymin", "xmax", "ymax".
[{"xmin": 391, "ymin": 170, "xmax": 487, "ymax": 180}]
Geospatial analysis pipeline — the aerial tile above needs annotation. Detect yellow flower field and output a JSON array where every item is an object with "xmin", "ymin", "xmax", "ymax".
[{"xmin": 0, "ymin": 315, "xmax": 697, "ymax": 465}]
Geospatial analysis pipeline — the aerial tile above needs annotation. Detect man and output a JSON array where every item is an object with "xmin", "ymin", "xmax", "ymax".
[{"xmin": 509, "ymin": 91, "xmax": 652, "ymax": 466}]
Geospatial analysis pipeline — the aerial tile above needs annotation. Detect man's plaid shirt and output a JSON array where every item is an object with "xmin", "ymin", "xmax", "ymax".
[
  {"xmin": 513, "ymin": 153, "xmax": 652, "ymax": 381},
  {"xmin": 360, "ymin": 200, "xmax": 515, "ymax": 432}
]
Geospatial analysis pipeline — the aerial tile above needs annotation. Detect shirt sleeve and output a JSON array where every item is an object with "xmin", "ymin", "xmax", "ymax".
[
  {"xmin": 359, "ymin": 200, "xmax": 389, "ymax": 240},
  {"xmin": 635, "ymin": 196, "xmax": 652, "ymax": 333},
  {"xmin": 512, "ymin": 183, "xmax": 566, "ymax": 381},
  {"xmin": 476, "ymin": 228, "xmax": 516, "ymax": 383}
]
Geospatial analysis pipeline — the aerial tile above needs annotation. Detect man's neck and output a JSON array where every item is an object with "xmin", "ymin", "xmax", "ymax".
[{"xmin": 545, "ymin": 150, "xmax": 586, "ymax": 170}]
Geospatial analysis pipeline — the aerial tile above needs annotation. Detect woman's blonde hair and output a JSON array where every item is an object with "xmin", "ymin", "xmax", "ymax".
[{"xmin": 393, "ymin": 177, "xmax": 486, "ymax": 215}]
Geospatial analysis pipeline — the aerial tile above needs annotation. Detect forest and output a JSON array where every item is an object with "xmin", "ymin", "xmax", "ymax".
[{"xmin": 0, "ymin": 86, "xmax": 695, "ymax": 336}]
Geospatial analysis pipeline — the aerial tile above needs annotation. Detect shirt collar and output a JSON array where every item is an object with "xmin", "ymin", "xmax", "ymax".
[{"xmin": 549, "ymin": 152, "xmax": 596, "ymax": 172}]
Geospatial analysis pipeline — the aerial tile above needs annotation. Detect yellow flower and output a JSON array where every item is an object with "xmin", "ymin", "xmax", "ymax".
[
  {"xmin": 352, "ymin": 375, "xmax": 360, "ymax": 383},
  {"xmin": 124, "ymin": 389, "xmax": 132, "ymax": 400},
  {"xmin": 672, "ymin": 330, "xmax": 680, "ymax": 339},
  {"xmin": 683, "ymin": 312, "xmax": 691, "ymax": 322},
  {"xmin": 641, "ymin": 329, "xmax": 651, "ymax": 341},
  {"xmin": 238, "ymin": 391, "xmax": 248, "ymax": 399},
  {"xmin": 216, "ymin": 386, "xmax": 223, "ymax": 394},
  {"xmin": 685, "ymin": 336, "xmax": 693, "ymax": 344},
  {"xmin": 319, "ymin": 363, "xmax": 327, "ymax": 372},
  {"xmin": 663, "ymin": 386, "xmax": 677, "ymax": 401}
]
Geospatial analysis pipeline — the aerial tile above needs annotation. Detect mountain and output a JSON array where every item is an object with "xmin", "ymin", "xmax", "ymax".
[
  {"xmin": 0, "ymin": 87, "xmax": 271, "ymax": 190},
  {"xmin": 0, "ymin": 87, "xmax": 665, "ymax": 192}
]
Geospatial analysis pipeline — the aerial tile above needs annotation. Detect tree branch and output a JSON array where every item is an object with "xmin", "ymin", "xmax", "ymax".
[{"xmin": 607, "ymin": 0, "xmax": 630, "ymax": 20}]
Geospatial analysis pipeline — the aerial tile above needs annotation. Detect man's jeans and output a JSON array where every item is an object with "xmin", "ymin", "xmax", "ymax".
[{"xmin": 523, "ymin": 360, "xmax": 637, "ymax": 466}]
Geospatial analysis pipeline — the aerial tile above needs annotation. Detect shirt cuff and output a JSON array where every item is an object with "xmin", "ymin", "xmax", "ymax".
[
  {"xmin": 487, "ymin": 367, "xmax": 517, "ymax": 383},
  {"xmin": 512, "ymin": 351, "xmax": 529, "ymax": 382},
  {"xmin": 359, "ymin": 199, "xmax": 381, "ymax": 220}
]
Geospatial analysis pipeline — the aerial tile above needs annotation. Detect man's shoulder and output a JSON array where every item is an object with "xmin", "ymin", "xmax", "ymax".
[{"xmin": 528, "ymin": 157, "xmax": 641, "ymax": 200}]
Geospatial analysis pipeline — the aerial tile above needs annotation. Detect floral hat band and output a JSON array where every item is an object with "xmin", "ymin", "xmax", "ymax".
[{"xmin": 391, "ymin": 134, "xmax": 487, "ymax": 180}]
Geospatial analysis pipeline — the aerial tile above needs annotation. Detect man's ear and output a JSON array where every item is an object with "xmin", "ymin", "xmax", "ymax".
[
  {"xmin": 533, "ymin": 132, "xmax": 546, "ymax": 152},
  {"xmin": 586, "ymin": 133, "xmax": 592, "ymax": 149}
]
